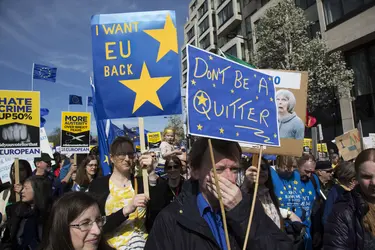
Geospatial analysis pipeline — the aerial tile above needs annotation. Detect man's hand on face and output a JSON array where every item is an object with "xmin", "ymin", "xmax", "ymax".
[{"xmin": 206, "ymin": 172, "xmax": 242, "ymax": 211}]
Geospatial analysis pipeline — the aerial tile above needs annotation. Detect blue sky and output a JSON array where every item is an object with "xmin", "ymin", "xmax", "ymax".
[{"xmin": 0, "ymin": 0, "xmax": 188, "ymax": 135}]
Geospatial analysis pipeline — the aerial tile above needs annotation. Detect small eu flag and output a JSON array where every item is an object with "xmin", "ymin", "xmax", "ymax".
[
  {"xmin": 69, "ymin": 95, "xmax": 83, "ymax": 105},
  {"xmin": 33, "ymin": 64, "xmax": 57, "ymax": 82},
  {"xmin": 87, "ymin": 97, "xmax": 93, "ymax": 107}
]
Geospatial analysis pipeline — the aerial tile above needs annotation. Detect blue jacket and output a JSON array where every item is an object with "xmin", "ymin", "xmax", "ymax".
[
  {"xmin": 322, "ymin": 184, "xmax": 347, "ymax": 225},
  {"xmin": 278, "ymin": 112, "xmax": 304, "ymax": 140}
]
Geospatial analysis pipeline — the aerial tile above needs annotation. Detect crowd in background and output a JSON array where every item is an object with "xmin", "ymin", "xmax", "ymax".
[{"xmin": 0, "ymin": 128, "xmax": 373, "ymax": 250}]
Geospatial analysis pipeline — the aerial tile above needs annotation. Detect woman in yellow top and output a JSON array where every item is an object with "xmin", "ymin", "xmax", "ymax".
[{"xmin": 89, "ymin": 136, "xmax": 159, "ymax": 249}]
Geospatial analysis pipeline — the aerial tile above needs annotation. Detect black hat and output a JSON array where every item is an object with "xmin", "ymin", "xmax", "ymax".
[
  {"xmin": 34, "ymin": 153, "xmax": 53, "ymax": 163},
  {"xmin": 316, "ymin": 161, "xmax": 333, "ymax": 171}
]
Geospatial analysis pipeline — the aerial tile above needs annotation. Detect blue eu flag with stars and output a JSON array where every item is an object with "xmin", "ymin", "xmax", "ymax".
[
  {"xmin": 33, "ymin": 64, "xmax": 57, "ymax": 82},
  {"xmin": 187, "ymin": 45, "xmax": 280, "ymax": 146},
  {"xmin": 91, "ymin": 10, "xmax": 182, "ymax": 120},
  {"xmin": 69, "ymin": 95, "xmax": 83, "ymax": 105}
]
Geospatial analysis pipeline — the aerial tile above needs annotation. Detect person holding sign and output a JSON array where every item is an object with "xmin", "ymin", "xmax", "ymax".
[
  {"xmin": 89, "ymin": 136, "xmax": 158, "ymax": 250},
  {"xmin": 145, "ymin": 138, "xmax": 292, "ymax": 250}
]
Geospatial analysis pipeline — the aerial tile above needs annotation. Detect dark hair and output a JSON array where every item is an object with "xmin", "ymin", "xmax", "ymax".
[
  {"xmin": 9, "ymin": 160, "xmax": 33, "ymax": 203},
  {"xmin": 40, "ymin": 192, "xmax": 100, "ymax": 250},
  {"xmin": 110, "ymin": 136, "xmax": 135, "ymax": 156},
  {"xmin": 164, "ymin": 156, "xmax": 182, "ymax": 174},
  {"xmin": 189, "ymin": 138, "xmax": 241, "ymax": 171},
  {"xmin": 355, "ymin": 148, "xmax": 375, "ymax": 174},
  {"xmin": 276, "ymin": 155, "xmax": 297, "ymax": 170},
  {"xmin": 75, "ymin": 155, "xmax": 100, "ymax": 188},
  {"xmin": 24, "ymin": 176, "xmax": 52, "ymax": 218},
  {"xmin": 297, "ymin": 153, "xmax": 316, "ymax": 167},
  {"xmin": 334, "ymin": 161, "xmax": 356, "ymax": 186}
]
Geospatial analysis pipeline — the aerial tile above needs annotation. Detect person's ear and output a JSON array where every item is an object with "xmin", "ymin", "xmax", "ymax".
[{"xmin": 110, "ymin": 154, "xmax": 115, "ymax": 164}]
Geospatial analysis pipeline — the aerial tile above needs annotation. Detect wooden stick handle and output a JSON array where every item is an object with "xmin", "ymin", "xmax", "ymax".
[
  {"xmin": 14, "ymin": 158, "xmax": 20, "ymax": 202},
  {"xmin": 243, "ymin": 147, "xmax": 263, "ymax": 250},
  {"xmin": 208, "ymin": 139, "xmax": 231, "ymax": 250}
]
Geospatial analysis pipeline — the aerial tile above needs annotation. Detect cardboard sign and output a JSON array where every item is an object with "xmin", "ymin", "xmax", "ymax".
[
  {"xmin": 147, "ymin": 132, "xmax": 162, "ymax": 148},
  {"xmin": 60, "ymin": 112, "xmax": 91, "ymax": 154},
  {"xmin": 335, "ymin": 129, "xmax": 362, "ymax": 161},
  {"xmin": 0, "ymin": 90, "xmax": 41, "ymax": 157},
  {"xmin": 241, "ymin": 70, "xmax": 308, "ymax": 156},
  {"xmin": 187, "ymin": 45, "xmax": 279, "ymax": 146}
]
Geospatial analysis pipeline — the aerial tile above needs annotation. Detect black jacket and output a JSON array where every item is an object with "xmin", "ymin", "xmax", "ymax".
[
  {"xmin": 145, "ymin": 179, "xmax": 292, "ymax": 250},
  {"xmin": 323, "ymin": 186, "xmax": 368, "ymax": 250}
]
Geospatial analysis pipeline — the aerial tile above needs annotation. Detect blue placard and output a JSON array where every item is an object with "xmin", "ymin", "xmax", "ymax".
[
  {"xmin": 187, "ymin": 45, "xmax": 280, "ymax": 146},
  {"xmin": 91, "ymin": 11, "xmax": 182, "ymax": 120}
]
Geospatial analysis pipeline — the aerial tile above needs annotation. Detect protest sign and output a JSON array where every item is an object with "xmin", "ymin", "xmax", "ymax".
[
  {"xmin": 187, "ymin": 45, "xmax": 280, "ymax": 146},
  {"xmin": 0, "ymin": 90, "xmax": 40, "ymax": 157},
  {"xmin": 40, "ymin": 127, "xmax": 54, "ymax": 160},
  {"xmin": 60, "ymin": 112, "xmax": 91, "ymax": 154},
  {"xmin": 303, "ymin": 138, "xmax": 313, "ymax": 153},
  {"xmin": 335, "ymin": 129, "xmax": 362, "ymax": 161},
  {"xmin": 147, "ymin": 132, "xmax": 162, "ymax": 148},
  {"xmin": 241, "ymin": 70, "xmax": 308, "ymax": 156},
  {"xmin": 91, "ymin": 10, "xmax": 182, "ymax": 119}
]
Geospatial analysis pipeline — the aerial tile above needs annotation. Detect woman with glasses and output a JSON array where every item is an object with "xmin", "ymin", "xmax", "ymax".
[
  {"xmin": 89, "ymin": 136, "xmax": 158, "ymax": 250},
  {"xmin": 40, "ymin": 192, "xmax": 107, "ymax": 250},
  {"xmin": 74, "ymin": 155, "xmax": 101, "ymax": 192}
]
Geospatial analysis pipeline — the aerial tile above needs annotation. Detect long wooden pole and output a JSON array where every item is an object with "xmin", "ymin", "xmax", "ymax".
[
  {"xmin": 138, "ymin": 117, "xmax": 149, "ymax": 198},
  {"xmin": 243, "ymin": 147, "xmax": 263, "ymax": 250},
  {"xmin": 208, "ymin": 139, "xmax": 231, "ymax": 250}
]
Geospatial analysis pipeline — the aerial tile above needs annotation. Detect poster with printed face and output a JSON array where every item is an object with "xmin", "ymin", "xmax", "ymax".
[
  {"xmin": 0, "ymin": 90, "xmax": 41, "ymax": 157},
  {"xmin": 241, "ymin": 70, "xmax": 308, "ymax": 157},
  {"xmin": 60, "ymin": 112, "xmax": 91, "ymax": 154}
]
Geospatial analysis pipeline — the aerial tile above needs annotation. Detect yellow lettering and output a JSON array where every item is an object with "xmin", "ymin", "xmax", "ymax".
[
  {"xmin": 105, "ymin": 42, "xmax": 117, "ymax": 60},
  {"xmin": 119, "ymin": 41, "xmax": 131, "ymax": 58},
  {"xmin": 119, "ymin": 65, "xmax": 126, "ymax": 75},
  {"xmin": 194, "ymin": 57, "xmax": 208, "ymax": 78},
  {"xmin": 115, "ymin": 24, "xmax": 124, "ymax": 34},
  {"xmin": 127, "ymin": 64, "xmax": 133, "ymax": 75},
  {"xmin": 104, "ymin": 66, "xmax": 110, "ymax": 77},
  {"xmin": 96, "ymin": 25, "xmax": 99, "ymax": 36},
  {"xmin": 102, "ymin": 24, "xmax": 115, "ymax": 35},
  {"xmin": 133, "ymin": 22, "xmax": 139, "ymax": 32},
  {"xmin": 259, "ymin": 78, "xmax": 269, "ymax": 95},
  {"xmin": 234, "ymin": 70, "xmax": 242, "ymax": 88},
  {"xmin": 247, "ymin": 108, "xmax": 257, "ymax": 122},
  {"xmin": 111, "ymin": 66, "xmax": 119, "ymax": 76},
  {"xmin": 260, "ymin": 109, "xmax": 269, "ymax": 127},
  {"xmin": 124, "ymin": 23, "xmax": 132, "ymax": 33}
]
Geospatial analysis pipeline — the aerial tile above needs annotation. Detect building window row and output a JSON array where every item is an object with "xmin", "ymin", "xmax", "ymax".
[
  {"xmin": 226, "ymin": 45, "xmax": 237, "ymax": 57},
  {"xmin": 187, "ymin": 27, "xmax": 195, "ymax": 41},
  {"xmin": 199, "ymin": 17, "xmax": 210, "ymax": 36},
  {"xmin": 198, "ymin": 0, "xmax": 209, "ymax": 18},
  {"xmin": 218, "ymin": 2, "xmax": 234, "ymax": 27},
  {"xmin": 324, "ymin": 0, "xmax": 375, "ymax": 26},
  {"xmin": 200, "ymin": 34, "xmax": 211, "ymax": 49},
  {"xmin": 190, "ymin": 0, "xmax": 197, "ymax": 12},
  {"xmin": 295, "ymin": 0, "xmax": 316, "ymax": 10},
  {"xmin": 182, "ymin": 60, "xmax": 187, "ymax": 71}
]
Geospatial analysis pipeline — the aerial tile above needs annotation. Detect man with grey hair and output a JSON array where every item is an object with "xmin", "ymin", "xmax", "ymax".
[{"xmin": 276, "ymin": 89, "xmax": 304, "ymax": 139}]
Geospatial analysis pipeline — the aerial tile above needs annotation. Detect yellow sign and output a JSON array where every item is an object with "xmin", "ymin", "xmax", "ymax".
[
  {"xmin": 0, "ymin": 90, "xmax": 41, "ymax": 157},
  {"xmin": 60, "ymin": 112, "xmax": 91, "ymax": 154},
  {"xmin": 303, "ymin": 138, "xmax": 312, "ymax": 149},
  {"xmin": 147, "ymin": 132, "xmax": 162, "ymax": 144}
]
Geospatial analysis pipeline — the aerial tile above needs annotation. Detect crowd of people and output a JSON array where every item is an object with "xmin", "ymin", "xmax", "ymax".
[{"xmin": 0, "ymin": 128, "xmax": 373, "ymax": 250}]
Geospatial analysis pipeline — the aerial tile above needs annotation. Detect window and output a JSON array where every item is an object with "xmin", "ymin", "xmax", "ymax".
[
  {"xmin": 295, "ymin": 0, "xmax": 316, "ymax": 10},
  {"xmin": 226, "ymin": 45, "xmax": 237, "ymax": 57},
  {"xmin": 261, "ymin": 0, "xmax": 270, "ymax": 7},
  {"xmin": 218, "ymin": 3, "xmax": 234, "ymax": 27},
  {"xmin": 198, "ymin": 1, "xmax": 208, "ymax": 18},
  {"xmin": 324, "ymin": 0, "xmax": 375, "ymax": 26},
  {"xmin": 254, "ymin": 20, "xmax": 260, "ymax": 43},
  {"xmin": 190, "ymin": 1, "xmax": 197, "ymax": 12},
  {"xmin": 245, "ymin": 16, "xmax": 252, "ymax": 35},
  {"xmin": 237, "ymin": 0, "xmax": 241, "ymax": 13},
  {"xmin": 182, "ymin": 47, "xmax": 186, "ymax": 58},
  {"xmin": 200, "ymin": 34, "xmax": 211, "ymax": 49},
  {"xmin": 182, "ymin": 60, "xmax": 187, "ymax": 71},
  {"xmin": 187, "ymin": 27, "xmax": 195, "ymax": 41},
  {"xmin": 307, "ymin": 21, "xmax": 320, "ymax": 39},
  {"xmin": 241, "ymin": 43, "xmax": 245, "ymax": 61},
  {"xmin": 182, "ymin": 73, "xmax": 187, "ymax": 84},
  {"xmin": 199, "ymin": 17, "xmax": 210, "ymax": 35},
  {"xmin": 217, "ymin": 0, "xmax": 226, "ymax": 8}
]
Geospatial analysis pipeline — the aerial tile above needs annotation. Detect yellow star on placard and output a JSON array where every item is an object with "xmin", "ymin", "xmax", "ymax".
[
  {"xmin": 197, "ymin": 124, "xmax": 203, "ymax": 130},
  {"xmin": 209, "ymin": 55, "xmax": 213, "ymax": 60},
  {"xmin": 119, "ymin": 62, "xmax": 171, "ymax": 113},
  {"xmin": 274, "ymin": 133, "xmax": 277, "ymax": 138},
  {"xmin": 213, "ymin": 83, "xmax": 216, "ymax": 88},
  {"xmin": 254, "ymin": 74, "xmax": 256, "ymax": 78},
  {"xmin": 268, "ymin": 77, "xmax": 272, "ymax": 81},
  {"xmin": 301, "ymin": 188, "xmax": 305, "ymax": 193},
  {"xmin": 144, "ymin": 14, "xmax": 178, "ymax": 62},
  {"xmin": 236, "ymin": 132, "xmax": 239, "ymax": 137},
  {"xmin": 270, "ymin": 97, "xmax": 273, "ymax": 102},
  {"xmin": 294, "ymin": 180, "xmax": 298, "ymax": 185},
  {"xmin": 308, "ymin": 191, "xmax": 313, "ymax": 195},
  {"xmin": 278, "ymin": 197, "xmax": 282, "ymax": 201},
  {"xmin": 231, "ymin": 89, "xmax": 234, "ymax": 94},
  {"xmin": 191, "ymin": 79, "xmax": 196, "ymax": 85},
  {"xmin": 219, "ymin": 128, "xmax": 224, "ymax": 134},
  {"xmin": 197, "ymin": 93, "xmax": 208, "ymax": 107}
]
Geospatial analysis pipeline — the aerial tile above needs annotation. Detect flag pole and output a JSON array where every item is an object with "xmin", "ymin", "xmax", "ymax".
[{"xmin": 31, "ymin": 63, "xmax": 35, "ymax": 91}]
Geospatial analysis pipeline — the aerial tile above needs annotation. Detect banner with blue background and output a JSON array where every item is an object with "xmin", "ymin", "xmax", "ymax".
[
  {"xmin": 187, "ymin": 45, "xmax": 280, "ymax": 146},
  {"xmin": 91, "ymin": 10, "xmax": 182, "ymax": 120}
]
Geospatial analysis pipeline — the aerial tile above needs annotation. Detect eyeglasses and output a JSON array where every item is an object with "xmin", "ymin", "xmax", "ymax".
[
  {"xmin": 115, "ymin": 152, "xmax": 136, "ymax": 162},
  {"xmin": 70, "ymin": 216, "xmax": 106, "ymax": 231},
  {"xmin": 165, "ymin": 164, "xmax": 180, "ymax": 170}
]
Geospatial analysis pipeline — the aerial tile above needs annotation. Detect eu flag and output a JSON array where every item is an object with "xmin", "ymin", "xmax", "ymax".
[
  {"xmin": 69, "ymin": 95, "xmax": 83, "ymax": 105},
  {"xmin": 187, "ymin": 45, "xmax": 280, "ymax": 146},
  {"xmin": 33, "ymin": 64, "xmax": 57, "ymax": 82},
  {"xmin": 91, "ymin": 10, "xmax": 182, "ymax": 120},
  {"xmin": 87, "ymin": 97, "xmax": 94, "ymax": 107}
]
